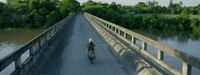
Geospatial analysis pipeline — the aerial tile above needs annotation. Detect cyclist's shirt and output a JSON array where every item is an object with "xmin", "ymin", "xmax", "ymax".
[{"xmin": 87, "ymin": 42, "xmax": 95, "ymax": 50}]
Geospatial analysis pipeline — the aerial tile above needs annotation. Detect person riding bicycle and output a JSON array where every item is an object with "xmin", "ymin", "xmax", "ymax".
[{"xmin": 86, "ymin": 38, "xmax": 96, "ymax": 59}]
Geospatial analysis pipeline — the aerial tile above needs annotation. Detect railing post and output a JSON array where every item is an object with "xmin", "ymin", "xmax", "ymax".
[
  {"xmin": 106, "ymin": 24, "xmax": 108, "ymax": 28},
  {"xmin": 54, "ymin": 26, "xmax": 56, "ymax": 33},
  {"xmin": 157, "ymin": 49, "xmax": 164, "ymax": 60},
  {"xmin": 182, "ymin": 62, "xmax": 192, "ymax": 75},
  {"xmin": 56, "ymin": 25, "xmax": 59, "ymax": 32},
  {"xmin": 38, "ymin": 38, "xmax": 42, "ymax": 48},
  {"xmin": 111, "ymin": 27, "xmax": 114, "ymax": 31},
  {"xmin": 109, "ymin": 25, "xmax": 111, "ymax": 29},
  {"xmin": 15, "ymin": 57, "xmax": 22, "ymax": 70},
  {"xmin": 55, "ymin": 25, "xmax": 58, "ymax": 33},
  {"xmin": 42, "ymin": 37, "xmax": 46, "ymax": 46},
  {"xmin": 29, "ymin": 46, "xmax": 34, "ymax": 56},
  {"xmin": 132, "ymin": 36, "xmax": 136, "ymax": 44},
  {"xmin": 118, "ymin": 30, "xmax": 121, "ymax": 35},
  {"xmin": 29, "ymin": 45, "xmax": 36, "ymax": 63},
  {"xmin": 49, "ymin": 29, "xmax": 53, "ymax": 38},
  {"xmin": 59, "ymin": 24, "xmax": 61, "ymax": 30},
  {"xmin": 44, "ymin": 33, "xmax": 48, "ymax": 43},
  {"xmin": 52, "ymin": 29, "xmax": 54, "ymax": 37},
  {"xmin": 53, "ymin": 27, "xmax": 56, "ymax": 35},
  {"xmin": 115, "ymin": 28, "xmax": 117, "ymax": 34},
  {"xmin": 57, "ymin": 25, "xmax": 59, "ymax": 32},
  {"xmin": 47, "ymin": 33, "xmax": 50, "ymax": 41},
  {"xmin": 104, "ymin": 22, "xmax": 107, "ymax": 26},
  {"xmin": 124, "ymin": 33, "xmax": 126, "ymax": 38},
  {"xmin": 142, "ymin": 42, "xmax": 147, "ymax": 50},
  {"xmin": 104, "ymin": 22, "xmax": 106, "ymax": 26}
]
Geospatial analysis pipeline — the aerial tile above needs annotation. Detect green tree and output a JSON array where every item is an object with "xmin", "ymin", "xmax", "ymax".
[
  {"xmin": 0, "ymin": 2, "xmax": 5, "ymax": 28},
  {"xmin": 134, "ymin": 2, "xmax": 147, "ymax": 13},
  {"xmin": 59, "ymin": 0, "xmax": 80, "ymax": 16}
]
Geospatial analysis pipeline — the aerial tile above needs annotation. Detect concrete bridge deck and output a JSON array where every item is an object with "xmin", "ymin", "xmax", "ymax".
[{"xmin": 28, "ymin": 13, "xmax": 130, "ymax": 75}]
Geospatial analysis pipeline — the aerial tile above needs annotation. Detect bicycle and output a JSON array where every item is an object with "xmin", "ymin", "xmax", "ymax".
[
  {"xmin": 88, "ymin": 50, "xmax": 95, "ymax": 64},
  {"xmin": 86, "ymin": 38, "xmax": 96, "ymax": 64}
]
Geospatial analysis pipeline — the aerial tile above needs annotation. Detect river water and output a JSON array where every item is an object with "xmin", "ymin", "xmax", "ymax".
[{"xmin": 0, "ymin": 29, "xmax": 43, "ymax": 75}]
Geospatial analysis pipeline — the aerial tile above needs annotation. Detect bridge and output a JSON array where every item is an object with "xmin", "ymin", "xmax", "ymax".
[{"xmin": 0, "ymin": 12, "xmax": 200, "ymax": 75}]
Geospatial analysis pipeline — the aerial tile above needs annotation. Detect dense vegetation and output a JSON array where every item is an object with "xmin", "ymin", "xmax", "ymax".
[
  {"xmin": 82, "ymin": 0, "xmax": 200, "ymax": 34},
  {"xmin": 0, "ymin": 0, "xmax": 80, "ymax": 29},
  {"xmin": 0, "ymin": 0, "xmax": 200, "ymax": 34}
]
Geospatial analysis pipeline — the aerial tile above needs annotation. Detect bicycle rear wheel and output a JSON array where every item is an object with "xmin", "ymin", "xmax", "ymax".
[{"xmin": 89, "ymin": 50, "xmax": 95, "ymax": 64}]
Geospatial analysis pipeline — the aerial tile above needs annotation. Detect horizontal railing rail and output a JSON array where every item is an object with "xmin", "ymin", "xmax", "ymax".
[
  {"xmin": 85, "ymin": 12, "xmax": 200, "ymax": 75},
  {"xmin": 0, "ymin": 14, "xmax": 74, "ymax": 74}
]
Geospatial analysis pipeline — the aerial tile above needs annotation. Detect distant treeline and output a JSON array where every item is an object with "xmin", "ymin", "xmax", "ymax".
[
  {"xmin": 82, "ymin": 0, "xmax": 200, "ymax": 33},
  {"xmin": 0, "ymin": 0, "xmax": 80, "ymax": 29},
  {"xmin": 1, "ymin": 0, "xmax": 200, "ymax": 33}
]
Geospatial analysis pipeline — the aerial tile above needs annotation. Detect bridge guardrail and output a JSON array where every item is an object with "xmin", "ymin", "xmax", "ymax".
[
  {"xmin": 85, "ymin": 12, "xmax": 200, "ymax": 75},
  {"xmin": 0, "ymin": 14, "xmax": 74, "ymax": 75}
]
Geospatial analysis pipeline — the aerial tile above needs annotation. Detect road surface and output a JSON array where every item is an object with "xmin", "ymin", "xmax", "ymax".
[{"xmin": 29, "ymin": 13, "xmax": 128, "ymax": 75}]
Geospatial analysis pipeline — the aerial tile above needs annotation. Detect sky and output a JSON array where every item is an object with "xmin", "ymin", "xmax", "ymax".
[
  {"xmin": 77, "ymin": 0, "xmax": 200, "ymax": 6},
  {"xmin": 0, "ymin": 0, "xmax": 199, "ymax": 6}
]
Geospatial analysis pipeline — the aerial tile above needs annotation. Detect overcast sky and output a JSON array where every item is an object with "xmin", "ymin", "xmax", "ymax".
[{"xmin": 0, "ymin": 0, "xmax": 200, "ymax": 6}]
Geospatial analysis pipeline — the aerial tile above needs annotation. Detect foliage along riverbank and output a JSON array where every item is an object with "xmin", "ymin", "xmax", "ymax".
[
  {"xmin": 0, "ymin": 0, "xmax": 80, "ymax": 29},
  {"xmin": 1, "ymin": 0, "xmax": 200, "ymax": 34},
  {"xmin": 82, "ymin": 0, "xmax": 200, "ymax": 34}
]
